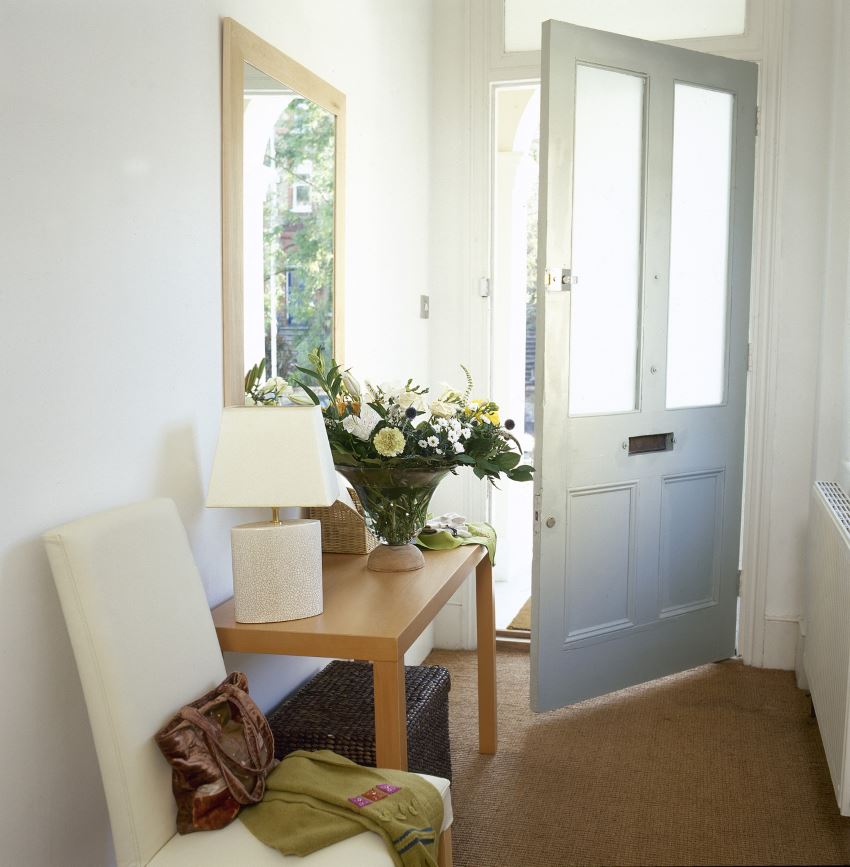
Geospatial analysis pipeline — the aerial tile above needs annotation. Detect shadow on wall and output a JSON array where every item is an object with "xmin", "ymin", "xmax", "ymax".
[
  {"xmin": 0, "ymin": 424, "xmax": 326, "ymax": 867},
  {"xmin": 151, "ymin": 422, "xmax": 207, "ymax": 525},
  {"xmin": 0, "ymin": 537, "xmax": 115, "ymax": 865},
  {"xmin": 151, "ymin": 421, "xmax": 326, "ymax": 712}
]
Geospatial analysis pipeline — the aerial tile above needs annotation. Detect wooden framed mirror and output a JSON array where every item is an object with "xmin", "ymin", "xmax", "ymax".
[{"xmin": 221, "ymin": 18, "xmax": 345, "ymax": 406}]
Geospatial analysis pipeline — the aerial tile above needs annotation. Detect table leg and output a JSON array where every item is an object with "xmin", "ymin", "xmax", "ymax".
[
  {"xmin": 373, "ymin": 659, "xmax": 408, "ymax": 770},
  {"xmin": 475, "ymin": 555, "xmax": 497, "ymax": 754},
  {"xmin": 437, "ymin": 827, "xmax": 453, "ymax": 867}
]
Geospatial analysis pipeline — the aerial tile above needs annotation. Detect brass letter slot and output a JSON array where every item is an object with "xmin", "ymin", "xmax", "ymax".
[{"xmin": 628, "ymin": 432, "xmax": 674, "ymax": 456}]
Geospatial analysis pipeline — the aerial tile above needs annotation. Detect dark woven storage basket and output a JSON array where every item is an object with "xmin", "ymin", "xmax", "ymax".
[{"xmin": 267, "ymin": 660, "xmax": 452, "ymax": 781}]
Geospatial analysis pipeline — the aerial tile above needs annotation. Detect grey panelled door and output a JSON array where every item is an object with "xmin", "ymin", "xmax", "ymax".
[{"xmin": 531, "ymin": 21, "xmax": 757, "ymax": 711}]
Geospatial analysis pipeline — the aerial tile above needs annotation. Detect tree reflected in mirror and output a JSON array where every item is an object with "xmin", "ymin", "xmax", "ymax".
[{"xmin": 262, "ymin": 97, "xmax": 334, "ymax": 379}]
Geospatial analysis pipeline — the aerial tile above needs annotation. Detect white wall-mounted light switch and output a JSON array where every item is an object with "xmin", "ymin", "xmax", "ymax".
[{"xmin": 420, "ymin": 295, "xmax": 430, "ymax": 319}]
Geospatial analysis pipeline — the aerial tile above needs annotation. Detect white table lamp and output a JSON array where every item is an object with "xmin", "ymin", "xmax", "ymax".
[{"xmin": 207, "ymin": 405, "xmax": 338, "ymax": 623}]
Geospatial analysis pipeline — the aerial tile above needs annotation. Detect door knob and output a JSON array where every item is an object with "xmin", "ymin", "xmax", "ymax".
[{"xmin": 546, "ymin": 517, "xmax": 557, "ymax": 528}]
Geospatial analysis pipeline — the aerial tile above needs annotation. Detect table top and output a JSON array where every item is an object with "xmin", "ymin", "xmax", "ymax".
[{"xmin": 211, "ymin": 545, "xmax": 487, "ymax": 662}]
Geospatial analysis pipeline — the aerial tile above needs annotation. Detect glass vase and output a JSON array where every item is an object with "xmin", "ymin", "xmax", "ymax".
[{"xmin": 335, "ymin": 465, "xmax": 451, "ymax": 571}]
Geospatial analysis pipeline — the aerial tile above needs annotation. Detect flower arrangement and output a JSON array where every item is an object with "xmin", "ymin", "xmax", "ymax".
[
  {"xmin": 245, "ymin": 349, "xmax": 533, "ymax": 571},
  {"xmin": 288, "ymin": 349, "xmax": 534, "ymax": 485},
  {"xmin": 244, "ymin": 359, "xmax": 295, "ymax": 406}
]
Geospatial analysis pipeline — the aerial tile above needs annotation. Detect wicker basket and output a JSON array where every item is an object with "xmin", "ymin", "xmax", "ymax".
[
  {"xmin": 307, "ymin": 488, "xmax": 379, "ymax": 554},
  {"xmin": 266, "ymin": 660, "xmax": 453, "ymax": 781}
]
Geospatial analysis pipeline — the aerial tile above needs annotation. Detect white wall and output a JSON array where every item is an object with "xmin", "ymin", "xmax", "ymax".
[
  {"xmin": 757, "ymin": 0, "xmax": 838, "ymax": 667},
  {"xmin": 0, "ymin": 1, "xmax": 433, "ymax": 864},
  {"xmin": 814, "ymin": 2, "xmax": 850, "ymax": 487},
  {"xmin": 797, "ymin": 2, "xmax": 850, "ymax": 678},
  {"xmin": 428, "ymin": 0, "xmax": 488, "ymax": 648}
]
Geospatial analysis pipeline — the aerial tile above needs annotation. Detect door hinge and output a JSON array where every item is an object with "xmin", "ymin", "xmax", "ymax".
[
  {"xmin": 747, "ymin": 341, "xmax": 753, "ymax": 372},
  {"xmin": 478, "ymin": 276, "xmax": 491, "ymax": 298},
  {"xmin": 737, "ymin": 569, "xmax": 743, "ymax": 597},
  {"xmin": 545, "ymin": 267, "xmax": 578, "ymax": 292},
  {"xmin": 755, "ymin": 105, "xmax": 761, "ymax": 137}
]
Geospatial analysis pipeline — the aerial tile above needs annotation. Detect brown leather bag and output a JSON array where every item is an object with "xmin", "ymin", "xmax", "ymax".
[{"xmin": 155, "ymin": 672, "xmax": 276, "ymax": 834}]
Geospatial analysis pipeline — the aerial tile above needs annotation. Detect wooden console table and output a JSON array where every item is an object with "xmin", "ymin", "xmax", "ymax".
[{"xmin": 211, "ymin": 545, "xmax": 496, "ymax": 771}]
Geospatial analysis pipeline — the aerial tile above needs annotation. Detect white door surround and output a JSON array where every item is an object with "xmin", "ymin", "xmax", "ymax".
[{"xmin": 436, "ymin": 0, "xmax": 789, "ymax": 669}]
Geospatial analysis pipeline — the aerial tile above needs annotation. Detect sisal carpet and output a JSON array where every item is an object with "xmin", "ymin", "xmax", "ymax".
[
  {"xmin": 506, "ymin": 597, "xmax": 531, "ymax": 631},
  {"xmin": 425, "ymin": 649, "xmax": 850, "ymax": 866}
]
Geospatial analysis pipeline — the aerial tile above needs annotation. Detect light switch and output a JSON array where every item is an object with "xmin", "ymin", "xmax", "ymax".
[{"xmin": 420, "ymin": 295, "xmax": 430, "ymax": 319}]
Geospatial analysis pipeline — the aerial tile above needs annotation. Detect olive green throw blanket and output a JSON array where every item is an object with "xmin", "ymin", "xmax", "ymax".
[{"xmin": 240, "ymin": 750, "xmax": 444, "ymax": 866}]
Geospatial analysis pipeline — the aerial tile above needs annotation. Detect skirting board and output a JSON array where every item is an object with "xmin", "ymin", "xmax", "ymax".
[
  {"xmin": 404, "ymin": 623, "xmax": 435, "ymax": 666},
  {"xmin": 762, "ymin": 616, "xmax": 800, "ymax": 670},
  {"xmin": 795, "ymin": 624, "xmax": 809, "ymax": 691}
]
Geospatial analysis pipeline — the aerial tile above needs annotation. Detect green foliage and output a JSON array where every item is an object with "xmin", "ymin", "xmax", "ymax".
[
  {"xmin": 244, "ymin": 358, "xmax": 290, "ymax": 405},
  {"xmin": 244, "ymin": 358, "xmax": 266, "ymax": 396},
  {"xmin": 293, "ymin": 348, "xmax": 534, "ymax": 486}
]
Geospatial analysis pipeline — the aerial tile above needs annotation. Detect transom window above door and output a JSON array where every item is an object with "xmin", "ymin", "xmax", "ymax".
[{"xmin": 503, "ymin": 0, "xmax": 747, "ymax": 52}]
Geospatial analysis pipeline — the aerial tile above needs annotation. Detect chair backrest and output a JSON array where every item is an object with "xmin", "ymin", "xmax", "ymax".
[{"xmin": 43, "ymin": 499, "xmax": 227, "ymax": 867}]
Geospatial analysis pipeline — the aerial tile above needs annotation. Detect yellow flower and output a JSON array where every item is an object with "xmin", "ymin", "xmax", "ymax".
[
  {"xmin": 465, "ymin": 398, "xmax": 499, "ymax": 425},
  {"xmin": 373, "ymin": 426, "xmax": 406, "ymax": 457}
]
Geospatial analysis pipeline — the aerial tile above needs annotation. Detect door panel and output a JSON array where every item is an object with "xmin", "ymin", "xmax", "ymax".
[
  {"xmin": 532, "ymin": 21, "xmax": 757, "ymax": 711},
  {"xmin": 565, "ymin": 482, "xmax": 637, "ymax": 639},
  {"xmin": 658, "ymin": 469, "xmax": 724, "ymax": 616}
]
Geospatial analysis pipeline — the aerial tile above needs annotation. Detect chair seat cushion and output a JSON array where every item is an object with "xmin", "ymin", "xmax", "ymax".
[{"xmin": 147, "ymin": 773, "xmax": 452, "ymax": 866}]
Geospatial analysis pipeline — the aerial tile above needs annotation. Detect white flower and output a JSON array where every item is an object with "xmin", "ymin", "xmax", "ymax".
[
  {"xmin": 245, "ymin": 395, "xmax": 257, "ymax": 406},
  {"xmin": 342, "ymin": 404, "xmax": 382, "ymax": 441},
  {"xmin": 373, "ymin": 426, "xmax": 406, "ymax": 457},
  {"xmin": 397, "ymin": 390, "xmax": 428, "ymax": 412},
  {"xmin": 378, "ymin": 381, "xmax": 405, "ymax": 401},
  {"xmin": 430, "ymin": 399, "xmax": 458, "ymax": 418},
  {"xmin": 342, "ymin": 370, "xmax": 361, "ymax": 400},
  {"xmin": 427, "ymin": 435, "xmax": 439, "ymax": 447},
  {"xmin": 438, "ymin": 384, "xmax": 463, "ymax": 402},
  {"xmin": 283, "ymin": 386, "xmax": 315, "ymax": 406},
  {"xmin": 418, "ymin": 439, "xmax": 428, "ymax": 449},
  {"xmin": 262, "ymin": 376, "xmax": 287, "ymax": 394},
  {"xmin": 435, "ymin": 448, "xmax": 443, "ymax": 455},
  {"xmin": 447, "ymin": 429, "xmax": 459, "ymax": 443},
  {"xmin": 461, "ymin": 427, "xmax": 472, "ymax": 439},
  {"xmin": 363, "ymin": 380, "xmax": 379, "ymax": 402},
  {"xmin": 453, "ymin": 441, "xmax": 465, "ymax": 453}
]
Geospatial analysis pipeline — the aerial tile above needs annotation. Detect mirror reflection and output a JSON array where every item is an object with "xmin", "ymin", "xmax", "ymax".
[{"xmin": 242, "ymin": 62, "xmax": 335, "ymax": 380}]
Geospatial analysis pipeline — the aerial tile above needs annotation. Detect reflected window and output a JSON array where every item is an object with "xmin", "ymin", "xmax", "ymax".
[{"xmin": 243, "ymin": 63, "xmax": 335, "ymax": 380}]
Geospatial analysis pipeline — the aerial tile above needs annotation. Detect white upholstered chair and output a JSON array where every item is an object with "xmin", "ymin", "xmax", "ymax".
[{"xmin": 44, "ymin": 499, "xmax": 453, "ymax": 867}]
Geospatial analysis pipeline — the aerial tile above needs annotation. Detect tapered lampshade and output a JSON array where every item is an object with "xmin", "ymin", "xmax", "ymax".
[
  {"xmin": 206, "ymin": 405, "xmax": 338, "ymax": 624},
  {"xmin": 207, "ymin": 405, "xmax": 338, "ymax": 509}
]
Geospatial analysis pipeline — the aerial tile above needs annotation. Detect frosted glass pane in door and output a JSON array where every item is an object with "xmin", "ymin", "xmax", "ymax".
[
  {"xmin": 666, "ymin": 84, "xmax": 733, "ymax": 409},
  {"xmin": 569, "ymin": 65, "xmax": 644, "ymax": 416}
]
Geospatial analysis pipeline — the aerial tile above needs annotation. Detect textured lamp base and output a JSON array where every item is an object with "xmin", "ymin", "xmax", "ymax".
[
  {"xmin": 367, "ymin": 543, "xmax": 425, "ymax": 572},
  {"xmin": 230, "ymin": 519, "xmax": 322, "ymax": 623}
]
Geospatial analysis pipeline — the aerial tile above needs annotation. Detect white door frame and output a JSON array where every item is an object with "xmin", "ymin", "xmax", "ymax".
[{"xmin": 453, "ymin": 0, "xmax": 785, "ymax": 666}]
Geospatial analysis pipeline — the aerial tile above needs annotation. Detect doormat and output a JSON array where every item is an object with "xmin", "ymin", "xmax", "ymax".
[{"xmin": 507, "ymin": 597, "xmax": 531, "ymax": 631}]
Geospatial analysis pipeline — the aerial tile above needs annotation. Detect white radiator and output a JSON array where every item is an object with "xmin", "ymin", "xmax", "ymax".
[{"xmin": 804, "ymin": 481, "xmax": 850, "ymax": 816}]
